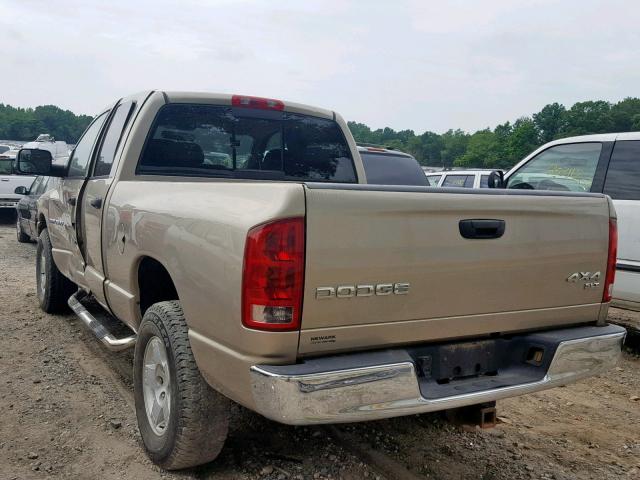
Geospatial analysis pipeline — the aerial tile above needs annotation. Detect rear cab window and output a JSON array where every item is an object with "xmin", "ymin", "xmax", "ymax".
[
  {"xmin": 360, "ymin": 152, "xmax": 427, "ymax": 186},
  {"xmin": 507, "ymin": 143, "xmax": 602, "ymax": 192},
  {"xmin": 137, "ymin": 104, "xmax": 357, "ymax": 183},
  {"xmin": 442, "ymin": 174, "xmax": 474, "ymax": 188}
]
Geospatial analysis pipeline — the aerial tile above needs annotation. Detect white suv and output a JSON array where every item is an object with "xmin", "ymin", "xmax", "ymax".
[
  {"xmin": 505, "ymin": 132, "xmax": 640, "ymax": 310},
  {"xmin": 426, "ymin": 169, "xmax": 496, "ymax": 188}
]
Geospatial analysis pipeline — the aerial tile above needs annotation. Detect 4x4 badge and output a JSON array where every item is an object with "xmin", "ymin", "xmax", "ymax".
[
  {"xmin": 567, "ymin": 271, "xmax": 600, "ymax": 289},
  {"xmin": 567, "ymin": 272, "xmax": 600, "ymax": 282}
]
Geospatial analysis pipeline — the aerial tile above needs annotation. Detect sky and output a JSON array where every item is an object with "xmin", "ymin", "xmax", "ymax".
[{"xmin": 1, "ymin": 0, "xmax": 639, "ymax": 134}]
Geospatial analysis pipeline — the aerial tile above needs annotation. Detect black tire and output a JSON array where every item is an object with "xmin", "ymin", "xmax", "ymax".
[
  {"xmin": 16, "ymin": 216, "xmax": 30, "ymax": 243},
  {"xmin": 134, "ymin": 301, "xmax": 230, "ymax": 470},
  {"xmin": 36, "ymin": 229, "xmax": 75, "ymax": 313}
]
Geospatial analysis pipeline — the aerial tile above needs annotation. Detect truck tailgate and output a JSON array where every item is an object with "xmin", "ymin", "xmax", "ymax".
[{"xmin": 300, "ymin": 184, "xmax": 611, "ymax": 354}]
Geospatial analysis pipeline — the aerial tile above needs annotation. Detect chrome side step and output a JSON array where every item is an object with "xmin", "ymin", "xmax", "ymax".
[{"xmin": 68, "ymin": 292, "xmax": 137, "ymax": 351}]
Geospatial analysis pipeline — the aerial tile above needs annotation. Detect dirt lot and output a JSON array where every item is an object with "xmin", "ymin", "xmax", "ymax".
[{"xmin": 1, "ymin": 211, "xmax": 639, "ymax": 480}]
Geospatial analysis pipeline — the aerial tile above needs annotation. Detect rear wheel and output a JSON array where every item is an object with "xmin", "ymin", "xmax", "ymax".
[
  {"xmin": 134, "ymin": 301, "xmax": 231, "ymax": 470},
  {"xmin": 16, "ymin": 217, "xmax": 30, "ymax": 243},
  {"xmin": 36, "ymin": 229, "xmax": 75, "ymax": 313}
]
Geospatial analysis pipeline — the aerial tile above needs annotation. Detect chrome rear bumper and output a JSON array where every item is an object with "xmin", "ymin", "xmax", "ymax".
[{"xmin": 250, "ymin": 325, "xmax": 625, "ymax": 425}]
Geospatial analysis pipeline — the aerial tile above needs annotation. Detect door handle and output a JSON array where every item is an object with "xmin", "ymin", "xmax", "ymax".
[
  {"xmin": 67, "ymin": 197, "xmax": 76, "ymax": 206},
  {"xmin": 90, "ymin": 197, "xmax": 103, "ymax": 209},
  {"xmin": 459, "ymin": 219, "xmax": 505, "ymax": 239}
]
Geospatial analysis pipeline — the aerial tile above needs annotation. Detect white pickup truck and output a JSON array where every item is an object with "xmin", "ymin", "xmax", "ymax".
[{"xmin": 15, "ymin": 91, "xmax": 625, "ymax": 470}]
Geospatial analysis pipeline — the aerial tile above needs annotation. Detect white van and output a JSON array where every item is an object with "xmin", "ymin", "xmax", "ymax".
[{"xmin": 505, "ymin": 132, "xmax": 640, "ymax": 310}]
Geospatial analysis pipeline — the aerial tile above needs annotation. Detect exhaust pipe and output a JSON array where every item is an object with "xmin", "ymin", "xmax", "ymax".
[{"xmin": 68, "ymin": 292, "xmax": 136, "ymax": 351}]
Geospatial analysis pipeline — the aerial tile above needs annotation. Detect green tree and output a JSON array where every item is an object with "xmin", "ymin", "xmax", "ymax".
[
  {"xmin": 560, "ymin": 101, "xmax": 613, "ymax": 137},
  {"xmin": 610, "ymin": 97, "xmax": 640, "ymax": 132},
  {"xmin": 454, "ymin": 129, "xmax": 499, "ymax": 168},
  {"xmin": 507, "ymin": 117, "xmax": 540, "ymax": 165},
  {"xmin": 440, "ymin": 129, "xmax": 469, "ymax": 169},
  {"xmin": 533, "ymin": 103, "xmax": 566, "ymax": 143},
  {"xmin": 0, "ymin": 103, "xmax": 91, "ymax": 143},
  {"xmin": 408, "ymin": 131, "xmax": 442, "ymax": 165}
]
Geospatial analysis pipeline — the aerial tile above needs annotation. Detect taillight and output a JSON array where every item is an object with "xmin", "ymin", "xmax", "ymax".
[
  {"xmin": 603, "ymin": 218, "xmax": 618, "ymax": 303},
  {"xmin": 242, "ymin": 218, "xmax": 305, "ymax": 331},
  {"xmin": 232, "ymin": 95, "xmax": 285, "ymax": 111}
]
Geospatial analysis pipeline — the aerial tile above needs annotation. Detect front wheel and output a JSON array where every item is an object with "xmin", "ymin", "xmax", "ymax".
[
  {"xmin": 133, "ymin": 301, "xmax": 231, "ymax": 470},
  {"xmin": 36, "ymin": 229, "xmax": 75, "ymax": 313}
]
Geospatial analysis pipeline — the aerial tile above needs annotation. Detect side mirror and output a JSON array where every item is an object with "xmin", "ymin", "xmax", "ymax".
[
  {"xmin": 488, "ymin": 170, "xmax": 505, "ymax": 189},
  {"xmin": 15, "ymin": 149, "xmax": 53, "ymax": 176},
  {"xmin": 15, "ymin": 148, "xmax": 66, "ymax": 177},
  {"xmin": 14, "ymin": 186, "xmax": 28, "ymax": 195}
]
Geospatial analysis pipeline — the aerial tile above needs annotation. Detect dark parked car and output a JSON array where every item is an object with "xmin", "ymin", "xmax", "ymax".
[
  {"xmin": 357, "ymin": 145, "xmax": 428, "ymax": 186},
  {"xmin": 15, "ymin": 176, "xmax": 59, "ymax": 242}
]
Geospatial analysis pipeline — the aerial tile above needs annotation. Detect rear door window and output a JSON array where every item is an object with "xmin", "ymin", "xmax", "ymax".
[
  {"xmin": 603, "ymin": 141, "xmax": 640, "ymax": 200},
  {"xmin": 507, "ymin": 143, "xmax": 602, "ymax": 192},
  {"xmin": 442, "ymin": 174, "xmax": 475, "ymax": 188},
  {"xmin": 138, "ymin": 104, "xmax": 357, "ymax": 182},
  {"xmin": 360, "ymin": 152, "xmax": 428, "ymax": 186},
  {"xmin": 480, "ymin": 175, "xmax": 490, "ymax": 188}
]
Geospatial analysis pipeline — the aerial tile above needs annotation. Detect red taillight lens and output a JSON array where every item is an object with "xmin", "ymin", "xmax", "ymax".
[
  {"xmin": 231, "ymin": 95, "xmax": 285, "ymax": 111},
  {"xmin": 603, "ymin": 218, "xmax": 618, "ymax": 303},
  {"xmin": 242, "ymin": 218, "xmax": 305, "ymax": 331}
]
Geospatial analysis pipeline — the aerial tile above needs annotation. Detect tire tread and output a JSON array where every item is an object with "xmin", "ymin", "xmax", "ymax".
[
  {"xmin": 135, "ymin": 301, "xmax": 230, "ymax": 470},
  {"xmin": 37, "ymin": 229, "xmax": 75, "ymax": 313}
]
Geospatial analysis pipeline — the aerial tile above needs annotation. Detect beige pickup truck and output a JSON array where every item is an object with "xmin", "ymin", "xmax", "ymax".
[{"xmin": 15, "ymin": 91, "xmax": 625, "ymax": 470}]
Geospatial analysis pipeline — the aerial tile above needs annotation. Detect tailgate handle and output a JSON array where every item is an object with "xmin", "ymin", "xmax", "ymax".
[{"xmin": 459, "ymin": 219, "xmax": 505, "ymax": 239}]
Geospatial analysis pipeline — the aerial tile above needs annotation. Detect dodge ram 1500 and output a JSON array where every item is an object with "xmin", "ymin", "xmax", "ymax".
[{"xmin": 15, "ymin": 91, "xmax": 625, "ymax": 470}]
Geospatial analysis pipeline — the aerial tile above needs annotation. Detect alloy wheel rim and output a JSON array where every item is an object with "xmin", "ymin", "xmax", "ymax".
[{"xmin": 142, "ymin": 336, "xmax": 171, "ymax": 436}]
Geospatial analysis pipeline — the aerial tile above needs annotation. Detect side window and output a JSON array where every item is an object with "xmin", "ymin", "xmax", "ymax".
[
  {"xmin": 94, "ymin": 102, "xmax": 135, "ymax": 177},
  {"xmin": 67, "ymin": 112, "xmax": 109, "ymax": 177},
  {"xmin": 480, "ymin": 175, "xmax": 490, "ymax": 188},
  {"xmin": 442, "ymin": 174, "xmax": 474, "ymax": 188},
  {"xmin": 507, "ymin": 143, "xmax": 602, "ymax": 192},
  {"xmin": 603, "ymin": 141, "xmax": 640, "ymax": 200}
]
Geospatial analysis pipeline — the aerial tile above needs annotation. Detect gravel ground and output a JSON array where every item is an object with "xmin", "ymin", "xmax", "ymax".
[{"xmin": 0, "ymin": 210, "xmax": 639, "ymax": 480}]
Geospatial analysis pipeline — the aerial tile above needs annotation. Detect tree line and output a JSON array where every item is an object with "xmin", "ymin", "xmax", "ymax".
[
  {"xmin": 348, "ymin": 97, "xmax": 640, "ymax": 169},
  {"xmin": 1, "ymin": 98, "xmax": 639, "ymax": 169},
  {"xmin": 0, "ymin": 104, "xmax": 93, "ymax": 145}
]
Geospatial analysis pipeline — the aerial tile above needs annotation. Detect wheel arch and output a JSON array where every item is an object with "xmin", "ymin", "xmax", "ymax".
[{"xmin": 136, "ymin": 255, "xmax": 179, "ymax": 319}]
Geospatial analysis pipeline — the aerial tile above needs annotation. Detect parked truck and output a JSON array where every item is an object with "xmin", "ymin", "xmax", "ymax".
[{"xmin": 15, "ymin": 91, "xmax": 625, "ymax": 470}]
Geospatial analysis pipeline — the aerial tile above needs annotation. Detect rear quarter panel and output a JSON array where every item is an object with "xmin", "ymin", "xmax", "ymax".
[{"xmin": 103, "ymin": 180, "xmax": 305, "ymax": 405}]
